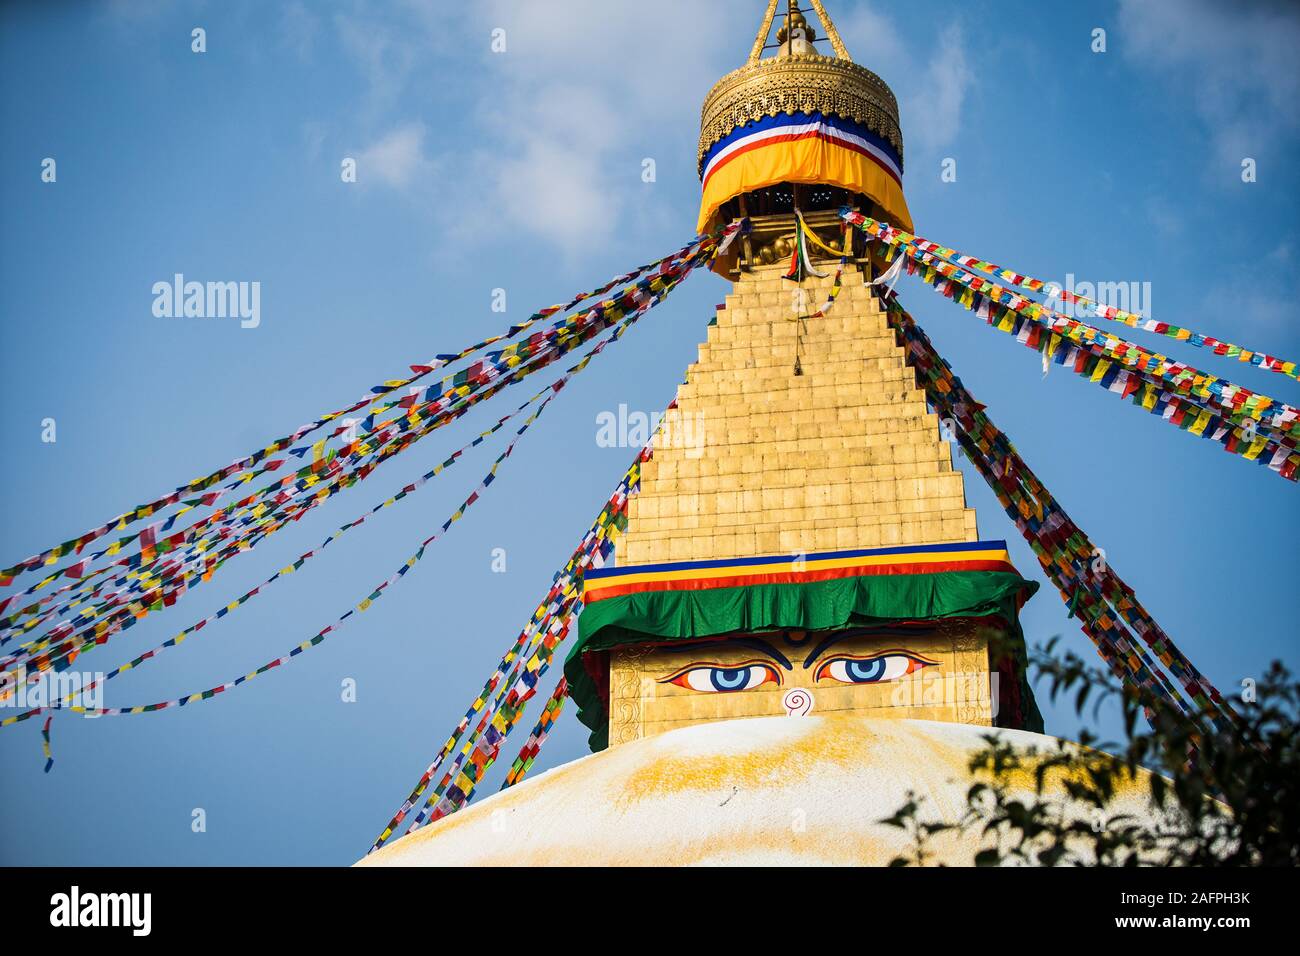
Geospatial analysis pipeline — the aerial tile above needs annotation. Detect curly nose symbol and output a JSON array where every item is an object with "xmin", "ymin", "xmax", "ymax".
[{"xmin": 783, "ymin": 688, "xmax": 813, "ymax": 717}]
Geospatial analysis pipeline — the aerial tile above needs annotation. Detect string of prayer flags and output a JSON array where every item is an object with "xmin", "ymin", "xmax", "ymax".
[
  {"xmin": 3, "ymin": 274, "xmax": 630, "ymax": 601},
  {"xmin": 782, "ymin": 214, "xmax": 829, "ymax": 280},
  {"xmin": 842, "ymin": 211, "xmax": 1300, "ymax": 482},
  {"xmin": 937, "ymin": 251, "xmax": 1299, "ymax": 477},
  {"xmin": 780, "ymin": 215, "xmax": 847, "ymax": 322},
  {"xmin": 501, "ymin": 677, "xmax": 568, "ymax": 790},
  {"xmin": 806, "ymin": 267, "xmax": 844, "ymax": 320},
  {"xmin": 3, "ymin": 385, "xmax": 553, "ymax": 702},
  {"xmin": 0, "ymin": 229, "xmax": 724, "ymax": 588},
  {"xmin": 845, "ymin": 209, "xmax": 1299, "ymax": 439},
  {"xmin": 388, "ymin": 264, "xmax": 742, "ymax": 834},
  {"xmin": 1, "ymin": 226, "xmax": 737, "ymax": 685},
  {"xmin": 884, "ymin": 293, "xmax": 1238, "ymax": 736},
  {"xmin": 0, "ymin": 241, "xmax": 724, "ymax": 724},
  {"xmin": 367, "ymin": 448, "xmax": 643, "ymax": 852},
  {"xmin": 841, "ymin": 208, "xmax": 1298, "ymax": 380},
  {"xmin": 1, "ymin": 383, "xmax": 568, "ymax": 726}
]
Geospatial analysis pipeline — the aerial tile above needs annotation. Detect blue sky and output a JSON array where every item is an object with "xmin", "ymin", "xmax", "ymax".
[{"xmin": 1, "ymin": 0, "xmax": 1297, "ymax": 865}]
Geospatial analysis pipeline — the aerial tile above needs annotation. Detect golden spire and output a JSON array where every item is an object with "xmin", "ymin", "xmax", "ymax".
[
  {"xmin": 696, "ymin": 0, "xmax": 913, "ymax": 238},
  {"xmin": 700, "ymin": 2, "xmax": 902, "ymax": 176},
  {"xmin": 747, "ymin": 0, "xmax": 852, "ymax": 65}
]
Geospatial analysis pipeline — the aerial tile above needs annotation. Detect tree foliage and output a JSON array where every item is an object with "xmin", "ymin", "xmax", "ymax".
[{"xmin": 881, "ymin": 641, "xmax": 1299, "ymax": 866}]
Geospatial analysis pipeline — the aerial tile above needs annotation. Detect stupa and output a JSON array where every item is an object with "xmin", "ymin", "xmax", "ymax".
[{"xmin": 360, "ymin": 0, "xmax": 1154, "ymax": 867}]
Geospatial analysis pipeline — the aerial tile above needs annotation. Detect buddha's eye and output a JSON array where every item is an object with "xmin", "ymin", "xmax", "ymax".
[
  {"xmin": 662, "ymin": 661, "xmax": 780, "ymax": 693},
  {"xmin": 815, "ymin": 652, "xmax": 935, "ymax": 685}
]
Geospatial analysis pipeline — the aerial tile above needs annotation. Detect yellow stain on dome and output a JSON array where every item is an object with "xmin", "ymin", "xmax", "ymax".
[{"xmin": 359, "ymin": 716, "xmax": 1161, "ymax": 868}]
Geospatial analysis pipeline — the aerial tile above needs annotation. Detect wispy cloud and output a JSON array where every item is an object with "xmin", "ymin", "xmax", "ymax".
[
  {"xmin": 321, "ymin": 0, "xmax": 971, "ymax": 256},
  {"xmin": 1203, "ymin": 276, "xmax": 1293, "ymax": 332},
  {"xmin": 1116, "ymin": 0, "xmax": 1300, "ymax": 171},
  {"xmin": 913, "ymin": 25, "xmax": 972, "ymax": 154},
  {"xmin": 837, "ymin": 6, "xmax": 974, "ymax": 155},
  {"xmin": 320, "ymin": 0, "xmax": 743, "ymax": 255},
  {"xmin": 354, "ymin": 122, "xmax": 434, "ymax": 190},
  {"xmin": 457, "ymin": 0, "xmax": 750, "ymax": 257},
  {"xmin": 331, "ymin": 3, "xmax": 445, "ymax": 114}
]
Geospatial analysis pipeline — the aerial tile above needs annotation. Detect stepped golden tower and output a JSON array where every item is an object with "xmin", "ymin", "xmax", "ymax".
[
  {"xmin": 562, "ymin": 0, "xmax": 1040, "ymax": 752},
  {"xmin": 360, "ymin": 1, "xmax": 1124, "ymax": 869}
]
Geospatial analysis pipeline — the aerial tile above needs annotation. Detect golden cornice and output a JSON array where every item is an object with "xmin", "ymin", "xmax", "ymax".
[{"xmin": 698, "ymin": 53, "xmax": 903, "ymax": 172}]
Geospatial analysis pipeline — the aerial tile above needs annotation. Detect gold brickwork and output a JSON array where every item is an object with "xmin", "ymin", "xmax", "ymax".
[
  {"xmin": 601, "ymin": 262, "xmax": 994, "ymax": 748},
  {"xmin": 617, "ymin": 264, "xmax": 978, "ymax": 567}
]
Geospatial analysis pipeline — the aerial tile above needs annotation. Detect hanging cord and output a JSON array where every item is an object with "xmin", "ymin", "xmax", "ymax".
[
  {"xmin": 792, "ymin": 242, "xmax": 806, "ymax": 376},
  {"xmin": 785, "ymin": 212, "xmax": 854, "ymax": 374},
  {"xmin": 783, "ymin": 208, "xmax": 808, "ymax": 375}
]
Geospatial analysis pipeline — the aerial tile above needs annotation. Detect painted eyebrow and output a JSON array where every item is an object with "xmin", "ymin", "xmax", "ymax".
[
  {"xmin": 665, "ymin": 636, "xmax": 793, "ymax": 670},
  {"xmin": 733, "ymin": 637, "xmax": 793, "ymax": 670},
  {"xmin": 801, "ymin": 630, "xmax": 922, "ymax": 668}
]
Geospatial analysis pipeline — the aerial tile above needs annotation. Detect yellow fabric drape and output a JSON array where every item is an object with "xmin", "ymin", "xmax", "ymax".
[{"xmin": 698, "ymin": 134, "xmax": 912, "ymax": 235}]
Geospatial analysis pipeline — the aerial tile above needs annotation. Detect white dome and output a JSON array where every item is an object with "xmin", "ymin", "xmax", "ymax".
[{"xmin": 359, "ymin": 716, "xmax": 1158, "ymax": 866}]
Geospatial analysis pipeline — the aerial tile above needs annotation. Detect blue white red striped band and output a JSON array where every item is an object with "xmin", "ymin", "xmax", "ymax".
[{"xmin": 699, "ymin": 110, "xmax": 904, "ymax": 187}]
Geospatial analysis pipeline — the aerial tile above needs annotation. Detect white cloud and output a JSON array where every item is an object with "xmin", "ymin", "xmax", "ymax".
[
  {"xmin": 332, "ymin": 5, "xmax": 441, "ymax": 113},
  {"xmin": 321, "ymin": 0, "xmax": 748, "ymax": 254},
  {"xmin": 836, "ymin": 7, "xmax": 973, "ymax": 157},
  {"xmin": 913, "ymin": 25, "xmax": 972, "ymax": 153},
  {"xmin": 1116, "ymin": 0, "xmax": 1300, "ymax": 169},
  {"xmin": 355, "ymin": 123, "xmax": 434, "ymax": 190},
  {"xmin": 1203, "ymin": 277, "xmax": 1293, "ymax": 333},
  {"xmin": 325, "ymin": 0, "xmax": 970, "ymax": 255},
  {"xmin": 459, "ymin": 0, "xmax": 751, "ymax": 256},
  {"xmin": 837, "ymin": 4, "xmax": 908, "ymax": 67},
  {"xmin": 489, "ymin": 140, "xmax": 612, "ymax": 254}
]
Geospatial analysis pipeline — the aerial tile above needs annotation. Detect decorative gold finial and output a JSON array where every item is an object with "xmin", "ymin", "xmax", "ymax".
[
  {"xmin": 775, "ymin": 1, "xmax": 817, "ymax": 55},
  {"xmin": 698, "ymin": 0, "xmax": 912, "ymax": 239},
  {"xmin": 747, "ymin": 0, "xmax": 852, "ymax": 65}
]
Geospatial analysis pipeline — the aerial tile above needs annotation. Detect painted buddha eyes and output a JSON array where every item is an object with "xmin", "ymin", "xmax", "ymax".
[
  {"xmin": 663, "ymin": 662, "xmax": 780, "ymax": 693},
  {"xmin": 660, "ymin": 650, "xmax": 936, "ymax": 693},
  {"xmin": 814, "ymin": 652, "xmax": 934, "ymax": 685}
]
